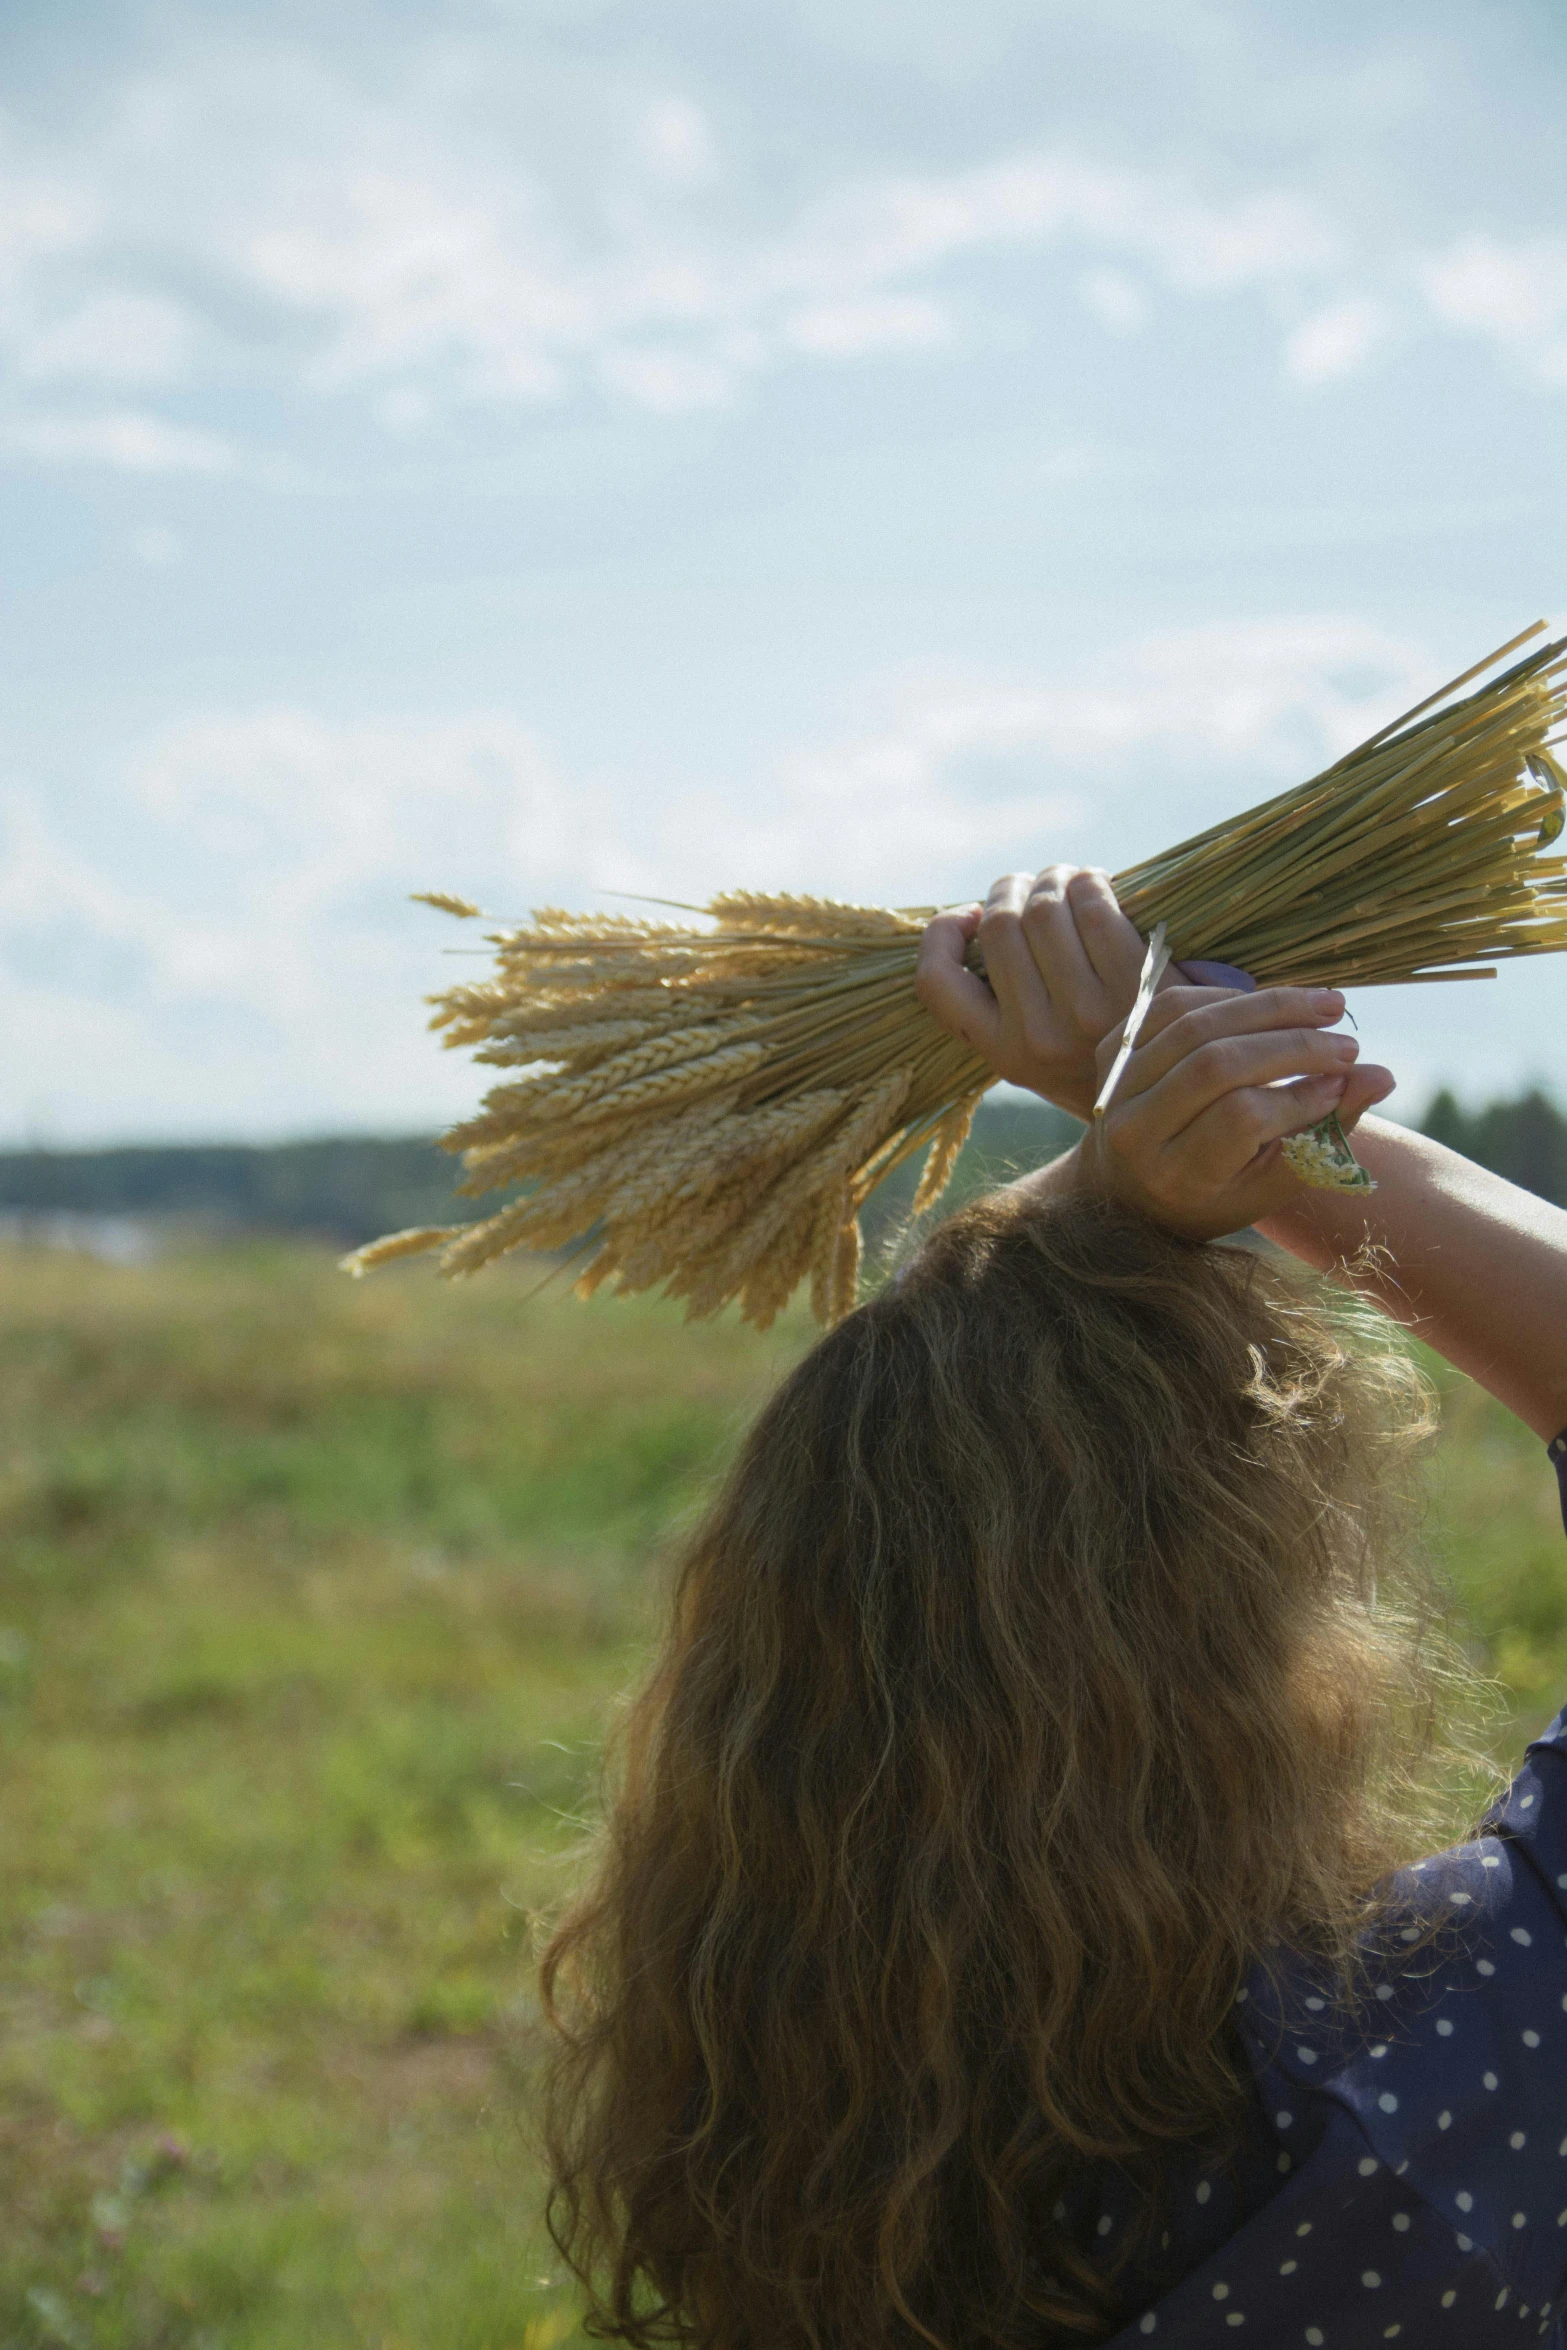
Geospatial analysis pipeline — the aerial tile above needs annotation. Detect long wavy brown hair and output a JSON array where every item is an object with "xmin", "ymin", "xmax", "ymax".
[{"xmin": 540, "ymin": 1186, "xmax": 1478, "ymax": 2350}]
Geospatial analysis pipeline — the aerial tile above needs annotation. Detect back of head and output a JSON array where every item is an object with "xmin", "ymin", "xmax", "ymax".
[{"xmin": 542, "ymin": 1187, "xmax": 1450, "ymax": 2350}]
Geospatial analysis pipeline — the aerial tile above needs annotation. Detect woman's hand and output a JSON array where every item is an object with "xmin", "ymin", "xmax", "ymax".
[
  {"xmin": 1084, "ymin": 984, "xmax": 1397, "ymax": 1239},
  {"xmin": 916, "ymin": 867, "xmax": 1150, "ymax": 1122}
]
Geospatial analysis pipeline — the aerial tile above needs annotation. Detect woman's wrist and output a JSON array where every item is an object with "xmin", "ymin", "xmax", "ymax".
[{"xmin": 1252, "ymin": 1114, "xmax": 1409, "ymax": 1268}]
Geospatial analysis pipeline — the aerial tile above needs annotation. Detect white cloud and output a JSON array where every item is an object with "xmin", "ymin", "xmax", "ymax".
[
  {"xmin": 15, "ymin": 290, "xmax": 195, "ymax": 384},
  {"xmin": 0, "ymin": 409, "xmax": 239, "ymax": 473},
  {"xmin": 0, "ymin": 51, "xmax": 1370, "ymax": 439},
  {"xmin": 596, "ymin": 344, "xmax": 738, "ymax": 412},
  {"xmin": 783, "ymin": 293, "xmax": 950, "ymax": 357},
  {"xmin": 917, "ymin": 619, "xmax": 1418, "ymax": 771},
  {"xmin": 539, "ymin": 617, "xmax": 1434, "ymax": 913},
  {"xmin": 0, "ymin": 708, "xmax": 599, "ymax": 1138},
  {"xmin": 224, "ymin": 133, "xmax": 1344, "ymax": 414},
  {"xmin": 245, "ymin": 165, "xmax": 586, "ymax": 403},
  {"xmin": 1078, "ymin": 267, "xmax": 1147, "ymax": 334},
  {"xmin": 0, "ymin": 25, "xmax": 1559, "ymax": 462},
  {"xmin": 131, "ymin": 524, "xmax": 181, "ymax": 565},
  {"xmin": 129, "ymin": 708, "xmax": 586, "ymax": 966},
  {"xmin": 639, "ymin": 97, "xmax": 719, "ymax": 186},
  {"xmin": 7, "ymin": 709, "xmax": 587, "ymax": 1015},
  {"xmin": 771, "ymin": 152, "xmax": 1334, "ymax": 312},
  {"xmin": 0, "ymin": 174, "xmax": 97, "ymax": 282},
  {"xmin": 0, "ymin": 788, "xmax": 151, "ymax": 943},
  {"xmin": 1285, "ymin": 296, "xmax": 1389, "ymax": 385},
  {"xmin": 1417, "ymin": 234, "xmax": 1567, "ymax": 387}
]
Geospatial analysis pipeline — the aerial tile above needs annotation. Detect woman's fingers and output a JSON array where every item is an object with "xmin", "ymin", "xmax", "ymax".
[
  {"xmin": 1162, "ymin": 1069, "xmax": 1363, "ymax": 1189},
  {"xmin": 963, "ymin": 865, "xmax": 1150, "ymax": 1027},
  {"xmin": 1109, "ymin": 1058, "xmax": 1398, "ymax": 1206},
  {"xmin": 1102, "ymin": 984, "xmax": 1349, "ymax": 1104},
  {"xmin": 1060, "ymin": 868, "xmax": 1147, "ymax": 998},
  {"xmin": 1015, "ymin": 865, "xmax": 1147, "ymax": 1007},
  {"xmin": 1092, "ymin": 985, "xmax": 1288, "ymax": 1096},
  {"xmin": 1139, "ymin": 981, "xmax": 1345, "ymax": 1051},
  {"xmin": 975, "ymin": 872, "xmax": 1059, "ymax": 1033},
  {"xmin": 1019, "ymin": 868, "xmax": 1102, "ymax": 1022},
  {"xmin": 1127, "ymin": 1024, "xmax": 1361, "ymax": 1145},
  {"xmin": 1337, "ymin": 1063, "xmax": 1396, "ymax": 1132},
  {"xmin": 914, "ymin": 907, "xmax": 1002, "ymax": 1058}
]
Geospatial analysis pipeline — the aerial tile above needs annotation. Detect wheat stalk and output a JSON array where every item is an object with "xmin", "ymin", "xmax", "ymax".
[{"xmin": 345, "ymin": 624, "xmax": 1567, "ymax": 1326}]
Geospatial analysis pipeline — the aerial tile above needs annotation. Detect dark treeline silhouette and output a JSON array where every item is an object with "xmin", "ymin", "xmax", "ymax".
[
  {"xmin": 1, "ymin": 1089, "xmax": 1563, "ymax": 1246},
  {"xmin": 0, "ymin": 1104, "xmax": 1083, "ymax": 1253},
  {"xmin": 0, "ymin": 1137, "xmax": 460, "ymax": 1247},
  {"xmin": 1420, "ymin": 1088, "xmax": 1567, "ymax": 1209}
]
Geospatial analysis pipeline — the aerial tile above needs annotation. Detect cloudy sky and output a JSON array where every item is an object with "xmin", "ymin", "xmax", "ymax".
[{"xmin": 4, "ymin": 0, "xmax": 1566, "ymax": 1144}]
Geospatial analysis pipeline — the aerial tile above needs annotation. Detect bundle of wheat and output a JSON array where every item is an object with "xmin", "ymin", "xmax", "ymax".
[{"xmin": 345, "ymin": 623, "xmax": 1567, "ymax": 1329}]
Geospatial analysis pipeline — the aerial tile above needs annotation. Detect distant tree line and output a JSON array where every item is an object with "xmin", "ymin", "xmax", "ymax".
[
  {"xmin": 1419, "ymin": 1089, "xmax": 1567, "ymax": 1209},
  {"xmin": 1, "ymin": 1088, "xmax": 1564, "ymax": 1245},
  {"xmin": 0, "ymin": 1137, "xmax": 460, "ymax": 1248}
]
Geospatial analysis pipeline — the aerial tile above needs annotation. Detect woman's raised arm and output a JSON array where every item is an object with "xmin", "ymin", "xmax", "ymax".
[{"xmin": 1256, "ymin": 1119, "xmax": 1567, "ymax": 1442}]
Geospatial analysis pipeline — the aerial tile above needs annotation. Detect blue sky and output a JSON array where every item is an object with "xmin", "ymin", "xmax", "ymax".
[{"xmin": 3, "ymin": 0, "xmax": 1566, "ymax": 1143}]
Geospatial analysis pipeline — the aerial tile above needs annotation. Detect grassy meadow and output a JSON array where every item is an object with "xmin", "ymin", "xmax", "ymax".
[{"xmin": 1, "ymin": 1233, "xmax": 1565, "ymax": 2349}]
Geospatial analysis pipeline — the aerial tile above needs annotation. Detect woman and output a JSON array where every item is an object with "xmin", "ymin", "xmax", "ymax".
[{"xmin": 541, "ymin": 865, "xmax": 1567, "ymax": 2348}]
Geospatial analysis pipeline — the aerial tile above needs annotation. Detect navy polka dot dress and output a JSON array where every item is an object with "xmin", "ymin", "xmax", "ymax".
[{"xmin": 1094, "ymin": 1434, "xmax": 1567, "ymax": 2346}]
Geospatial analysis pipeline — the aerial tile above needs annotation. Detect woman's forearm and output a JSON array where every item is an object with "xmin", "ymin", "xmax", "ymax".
[
  {"xmin": 1255, "ymin": 1115, "xmax": 1567, "ymax": 1440},
  {"xmin": 1008, "ymin": 1115, "xmax": 1567, "ymax": 1441}
]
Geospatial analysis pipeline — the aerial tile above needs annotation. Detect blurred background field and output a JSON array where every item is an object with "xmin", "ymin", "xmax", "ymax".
[
  {"xmin": 3, "ymin": 1137, "xmax": 1566, "ymax": 2350},
  {"xmin": 0, "ymin": 1234, "xmax": 806, "ymax": 2350}
]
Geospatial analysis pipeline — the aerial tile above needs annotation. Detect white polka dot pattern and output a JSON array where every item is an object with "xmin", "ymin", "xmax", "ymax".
[{"xmin": 1101, "ymin": 1702, "xmax": 1567, "ymax": 2345}]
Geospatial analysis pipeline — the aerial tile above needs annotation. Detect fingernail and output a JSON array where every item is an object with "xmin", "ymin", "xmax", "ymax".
[
  {"xmin": 1318, "ymin": 1074, "xmax": 1349, "ymax": 1099},
  {"xmin": 1310, "ymin": 988, "xmax": 1345, "ymax": 1014},
  {"xmin": 1330, "ymin": 1034, "xmax": 1358, "ymax": 1061}
]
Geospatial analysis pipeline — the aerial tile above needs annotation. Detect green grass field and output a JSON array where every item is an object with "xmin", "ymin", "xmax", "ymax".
[{"xmin": 2, "ymin": 1237, "xmax": 1564, "ymax": 2350}]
